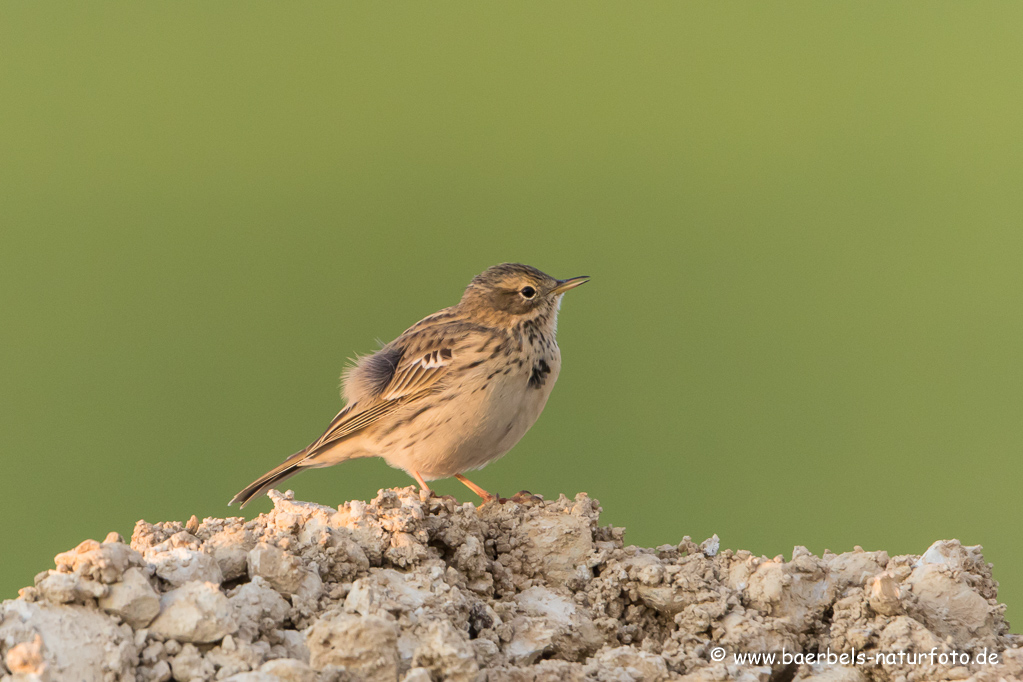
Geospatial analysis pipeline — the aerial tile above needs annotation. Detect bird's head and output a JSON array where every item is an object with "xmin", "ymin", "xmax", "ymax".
[{"xmin": 460, "ymin": 263, "xmax": 588, "ymax": 329}]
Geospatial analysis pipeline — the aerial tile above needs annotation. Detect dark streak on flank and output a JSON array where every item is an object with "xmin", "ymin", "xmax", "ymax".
[
  {"xmin": 387, "ymin": 403, "xmax": 437, "ymax": 434},
  {"xmin": 407, "ymin": 404, "xmax": 435, "ymax": 423},
  {"xmin": 528, "ymin": 359, "xmax": 551, "ymax": 389}
]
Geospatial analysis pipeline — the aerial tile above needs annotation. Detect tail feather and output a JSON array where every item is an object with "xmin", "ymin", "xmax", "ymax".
[{"xmin": 229, "ymin": 448, "xmax": 308, "ymax": 509}]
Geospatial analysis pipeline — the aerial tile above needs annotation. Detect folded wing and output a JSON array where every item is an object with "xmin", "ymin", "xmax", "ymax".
[{"xmin": 309, "ymin": 343, "xmax": 455, "ymax": 452}]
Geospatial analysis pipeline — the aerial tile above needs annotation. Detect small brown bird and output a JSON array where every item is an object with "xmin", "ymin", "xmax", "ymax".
[{"xmin": 230, "ymin": 263, "xmax": 588, "ymax": 508}]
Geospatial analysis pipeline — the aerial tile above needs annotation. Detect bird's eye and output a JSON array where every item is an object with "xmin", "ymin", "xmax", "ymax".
[{"xmin": 520, "ymin": 286, "xmax": 536, "ymax": 299}]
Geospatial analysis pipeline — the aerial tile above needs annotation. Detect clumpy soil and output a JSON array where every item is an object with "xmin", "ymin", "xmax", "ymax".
[{"xmin": 1, "ymin": 488, "xmax": 1019, "ymax": 681}]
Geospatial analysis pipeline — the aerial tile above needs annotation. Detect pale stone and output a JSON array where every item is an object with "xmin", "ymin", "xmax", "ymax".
[
  {"xmin": 247, "ymin": 543, "xmax": 322, "ymax": 602},
  {"xmin": 228, "ymin": 576, "xmax": 291, "ymax": 641},
  {"xmin": 794, "ymin": 663, "xmax": 867, "ymax": 682},
  {"xmin": 170, "ymin": 643, "xmax": 215, "ymax": 681},
  {"xmin": 5, "ymin": 634, "xmax": 45, "ymax": 675},
  {"xmin": 34, "ymin": 570, "xmax": 108, "ymax": 604},
  {"xmin": 98, "ymin": 567, "xmax": 161, "ymax": 628},
  {"xmin": 345, "ymin": 568, "xmax": 432, "ymax": 617},
  {"xmin": 53, "ymin": 538, "xmax": 143, "ymax": 584},
  {"xmin": 592, "ymin": 646, "xmax": 670, "ymax": 682},
  {"xmin": 825, "ymin": 549, "xmax": 888, "ymax": 591},
  {"xmin": 258, "ymin": 658, "xmax": 317, "ymax": 682},
  {"xmin": 220, "ymin": 673, "xmax": 280, "ymax": 682},
  {"xmin": 306, "ymin": 612, "xmax": 398, "ymax": 681},
  {"xmin": 505, "ymin": 586, "xmax": 602, "ymax": 664},
  {"xmin": 745, "ymin": 555, "xmax": 835, "ymax": 630},
  {"xmin": 906, "ymin": 563, "xmax": 996, "ymax": 642},
  {"xmin": 410, "ymin": 620, "xmax": 479, "ymax": 682},
  {"xmin": 149, "ymin": 581, "xmax": 238, "ymax": 643},
  {"xmin": 867, "ymin": 572, "xmax": 902, "ymax": 616},
  {"xmin": 150, "ymin": 547, "xmax": 224, "ymax": 587},
  {"xmin": 0, "ymin": 600, "xmax": 136, "ymax": 682},
  {"xmin": 401, "ymin": 667, "xmax": 433, "ymax": 682},
  {"xmin": 519, "ymin": 513, "xmax": 593, "ymax": 586},
  {"xmin": 917, "ymin": 539, "xmax": 985, "ymax": 573},
  {"xmin": 206, "ymin": 528, "xmax": 255, "ymax": 581}
]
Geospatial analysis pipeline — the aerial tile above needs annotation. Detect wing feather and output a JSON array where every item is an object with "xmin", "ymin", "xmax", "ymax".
[{"xmin": 304, "ymin": 341, "xmax": 457, "ymax": 455}]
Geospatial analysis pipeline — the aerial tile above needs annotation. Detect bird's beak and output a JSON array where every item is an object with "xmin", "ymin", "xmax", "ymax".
[{"xmin": 550, "ymin": 276, "xmax": 590, "ymax": 295}]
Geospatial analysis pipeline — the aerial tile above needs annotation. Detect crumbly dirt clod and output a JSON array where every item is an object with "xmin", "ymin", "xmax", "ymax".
[{"xmin": 1, "ymin": 487, "xmax": 1019, "ymax": 682}]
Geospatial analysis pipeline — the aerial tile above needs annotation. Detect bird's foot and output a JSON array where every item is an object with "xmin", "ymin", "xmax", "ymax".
[
  {"xmin": 497, "ymin": 490, "xmax": 543, "ymax": 505},
  {"xmin": 513, "ymin": 490, "xmax": 544, "ymax": 504},
  {"xmin": 454, "ymin": 473, "xmax": 499, "ymax": 506}
]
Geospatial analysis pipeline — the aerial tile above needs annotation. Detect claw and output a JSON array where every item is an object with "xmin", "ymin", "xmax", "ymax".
[
  {"xmin": 513, "ymin": 490, "xmax": 543, "ymax": 504},
  {"xmin": 501, "ymin": 490, "xmax": 543, "ymax": 504}
]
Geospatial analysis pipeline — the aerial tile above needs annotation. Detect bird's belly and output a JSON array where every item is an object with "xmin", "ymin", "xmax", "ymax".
[{"xmin": 378, "ymin": 359, "xmax": 560, "ymax": 479}]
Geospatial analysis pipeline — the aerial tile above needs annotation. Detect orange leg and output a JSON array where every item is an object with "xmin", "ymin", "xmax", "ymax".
[
  {"xmin": 455, "ymin": 474, "xmax": 496, "ymax": 504},
  {"xmin": 411, "ymin": 470, "xmax": 433, "ymax": 497}
]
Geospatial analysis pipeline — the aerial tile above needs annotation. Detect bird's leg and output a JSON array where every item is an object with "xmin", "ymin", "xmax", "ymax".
[
  {"xmin": 411, "ymin": 470, "xmax": 433, "ymax": 497},
  {"xmin": 454, "ymin": 474, "xmax": 496, "ymax": 504}
]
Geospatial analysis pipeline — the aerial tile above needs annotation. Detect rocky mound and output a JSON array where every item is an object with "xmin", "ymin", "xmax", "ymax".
[{"xmin": 0, "ymin": 488, "xmax": 1019, "ymax": 682}]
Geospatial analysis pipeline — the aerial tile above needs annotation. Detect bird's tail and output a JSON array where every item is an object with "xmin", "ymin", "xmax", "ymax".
[{"xmin": 229, "ymin": 448, "xmax": 309, "ymax": 509}]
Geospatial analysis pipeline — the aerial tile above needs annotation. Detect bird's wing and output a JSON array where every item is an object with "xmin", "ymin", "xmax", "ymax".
[
  {"xmin": 307, "ymin": 342, "xmax": 456, "ymax": 453},
  {"xmin": 380, "ymin": 347, "xmax": 453, "ymax": 400}
]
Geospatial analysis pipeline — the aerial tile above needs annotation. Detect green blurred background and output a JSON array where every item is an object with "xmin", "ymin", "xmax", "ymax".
[{"xmin": 1, "ymin": 3, "xmax": 1020, "ymax": 625}]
